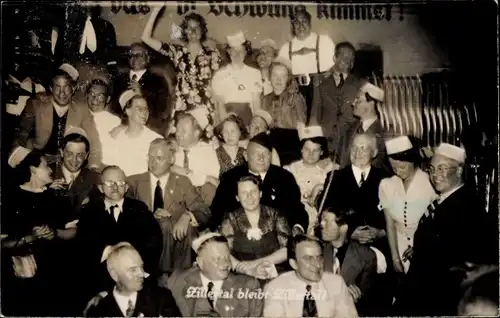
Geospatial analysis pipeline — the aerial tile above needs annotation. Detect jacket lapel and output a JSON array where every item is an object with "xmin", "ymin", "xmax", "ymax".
[
  {"xmin": 184, "ymin": 269, "xmax": 203, "ymax": 316},
  {"xmin": 138, "ymin": 173, "xmax": 153, "ymax": 211},
  {"xmin": 40, "ymin": 99, "xmax": 54, "ymax": 141},
  {"xmin": 65, "ymin": 102, "xmax": 79, "ymax": 132},
  {"xmin": 163, "ymin": 173, "xmax": 177, "ymax": 211},
  {"xmin": 216, "ymin": 274, "xmax": 238, "ymax": 315}
]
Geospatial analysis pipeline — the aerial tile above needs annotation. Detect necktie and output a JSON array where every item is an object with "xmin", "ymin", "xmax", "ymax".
[
  {"xmin": 131, "ymin": 73, "xmax": 138, "ymax": 82},
  {"xmin": 359, "ymin": 172, "xmax": 366, "ymax": 187},
  {"xmin": 153, "ymin": 180, "xmax": 164, "ymax": 211},
  {"xmin": 207, "ymin": 281, "xmax": 215, "ymax": 308},
  {"xmin": 303, "ymin": 285, "xmax": 318, "ymax": 317},
  {"xmin": 338, "ymin": 73, "xmax": 344, "ymax": 88},
  {"xmin": 79, "ymin": 16, "xmax": 97, "ymax": 54},
  {"xmin": 125, "ymin": 298, "xmax": 134, "ymax": 317},
  {"xmin": 67, "ymin": 174, "xmax": 76, "ymax": 189},
  {"xmin": 110, "ymin": 205, "xmax": 120, "ymax": 222},
  {"xmin": 183, "ymin": 149, "xmax": 190, "ymax": 169}
]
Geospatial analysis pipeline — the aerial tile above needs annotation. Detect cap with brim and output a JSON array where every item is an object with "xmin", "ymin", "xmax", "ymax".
[
  {"xmin": 272, "ymin": 56, "xmax": 292, "ymax": 73},
  {"xmin": 59, "ymin": 63, "xmax": 79, "ymax": 81},
  {"xmin": 385, "ymin": 136, "xmax": 413, "ymax": 155},
  {"xmin": 227, "ymin": 31, "xmax": 246, "ymax": 48},
  {"xmin": 260, "ymin": 39, "xmax": 277, "ymax": 50},
  {"xmin": 360, "ymin": 82, "xmax": 384, "ymax": 102},
  {"xmin": 189, "ymin": 107, "xmax": 210, "ymax": 130},
  {"xmin": 192, "ymin": 232, "xmax": 222, "ymax": 254},
  {"xmin": 253, "ymin": 109, "xmax": 273, "ymax": 127},
  {"xmin": 101, "ymin": 242, "xmax": 134, "ymax": 263},
  {"xmin": 249, "ymin": 132, "xmax": 273, "ymax": 152},
  {"xmin": 298, "ymin": 125, "xmax": 324, "ymax": 141},
  {"xmin": 434, "ymin": 143, "xmax": 466, "ymax": 163},
  {"xmin": 8, "ymin": 146, "xmax": 32, "ymax": 168},
  {"xmin": 119, "ymin": 89, "xmax": 141, "ymax": 110},
  {"xmin": 64, "ymin": 126, "xmax": 88, "ymax": 139}
]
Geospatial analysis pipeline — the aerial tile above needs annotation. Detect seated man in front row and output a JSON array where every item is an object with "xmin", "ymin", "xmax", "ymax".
[
  {"xmin": 86, "ymin": 242, "xmax": 181, "ymax": 317},
  {"xmin": 168, "ymin": 232, "xmax": 264, "ymax": 317}
]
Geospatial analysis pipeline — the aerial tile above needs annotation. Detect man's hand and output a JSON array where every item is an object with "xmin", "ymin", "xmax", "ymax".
[
  {"xmin": 83, "ymin": 291, "xmax": 108, "ymax": 316},
  {"xmin": 351, "ymin": 226, "xmax": 383, "ymax": 244},
  {"xmin": 32, "ymin": 225, "xmax": 54, "ymax": 240},
  {"xmin": 128, "ymin": 81, "xmax": 142, "ymax": 93},
  {"xmin": 154, "ymin": 208, "xmax": 171, "ymax": 220},
  {"xmin": 402, "ymin": 246, "xmax": 413, "ymax": 262},
  {"xmin": 49, "ymin": 179, "xmax": 67, "ymax": 190},
  {"xmin": 172, "ymin": 213, "xmax": 191, "ymax": 241},
  {"xmin": 206, "ymin": 176, "xmax": 220, "ymax": 187},
  {"xmin": 347, "ymin": 285, "xmax": 362, "ymax": 303},
  {"xmin": 292, "ymin": 225, "xmax": 304, "ymax": 237}
]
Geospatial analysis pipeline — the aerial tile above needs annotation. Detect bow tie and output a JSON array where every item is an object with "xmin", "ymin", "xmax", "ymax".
[{"xmin": 291, "ymin": 47, "xmax": 316, "ymax": 56}]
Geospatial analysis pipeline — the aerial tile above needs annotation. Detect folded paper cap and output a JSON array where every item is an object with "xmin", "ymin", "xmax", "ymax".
[
  {"xmin": 434, "ymin": 143, "xmax": 466, "ymax": 163},
  {"xmin": 249, "ymin": 132, "xmax": 273, "ymax": 152},
  {"xmin": 64, "ymin": 126, "xmax": 88, "ymax": 139},
  {"xmin": 189, "ymin": 107, "xmax": 210, "ymax": 130},
  {"xmin": 8, "ymin": 146, "xmax": 32, "ymax": 168},
  {"xmin": 59, "ymin": 63, "xmax": 79, "ymax": 81},
  {"xmin": 385, "ymin": 135, "xmax": 413, "ymax": 155},
  {"xmin": 119, "ymin": 89, "xmax": 141, "ymax": 109},
  {"xmin": 253, "ymin": 109, "xmax": 273, "ymax": 127},
  {"xmin": 360, "ymin": 82, "xmax": 384, "ymax": 102},
  {"xmin": 298, "ymin": 125, "xmax": 324, "ymax": 141},
  {"xmin": 192, "ymin": 232, "xmax": 222, "ymax": 254},
  {"xmin": 260, "ymin": 38, "xmax": 277, "ymax": 50},
  {"xmin": 227, "ymin": 31, "xmax": 246, "ymax": 48},
  {"xmin": 272, "ymin": 56, "xmax": 292, "ymax": 72}
]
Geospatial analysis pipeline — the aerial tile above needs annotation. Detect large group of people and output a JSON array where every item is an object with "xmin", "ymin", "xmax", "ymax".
[{"xmin": 2, "ymin": 4, "xmax": 498, "ymax": 318}]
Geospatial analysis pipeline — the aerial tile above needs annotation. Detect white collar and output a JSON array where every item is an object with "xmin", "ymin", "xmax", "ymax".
[
  {"xmin": 149, "ymin": 172, "xmax": 169, "ymax": 188},
  {"xmin": 438, "ymin": 183, "xmax": 464, "ymax": 204},
  {"xmin": 334, "ymin": 71, "xmax": 348, "ymax": 80},
  {"xmin": 62, "ymin": 165, "xmax": 81, "ymax": 184},
  {"xmin": 249, "ymin": 169, "xmax": 267, "ymax": 181},
  {"xmin": 362, "ymin": 117, "xmax": 377, "ymax": 132},
  {"xmin": 104, "ymin": 198, "xmax": 125, "ymax": 212},
  {"xmin": 113, "ymin": 287, "xmax": 138, "ymax": 317},
  {"xmin": 293, "ymin": 32, "xmax": 317, "ymax": 44},
  {"xmin": 200, "ymin": 272, "xmax": 224, "ymax": 288},
  {"xmin": 130, "ymin": 69, "xmax": 147, "ymax": 81},
  {"xmin": 351, "ymin": 165, "xmax": 371, "ymax": 183}
]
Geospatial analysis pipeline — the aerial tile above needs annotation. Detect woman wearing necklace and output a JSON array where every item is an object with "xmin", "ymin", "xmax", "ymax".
[
  {"xmin": 142, "ymin": 5, "xmax": 221, "ymax": 139},
  {"xmin": 212, "ymin": 31, "xmax": 263, "ymax": 127},
  {"xmin": 1, "ymin": 149, "xmax": 75, "ymax": 316},
  {"xmin": 220, "ymin": 175, "xmax": 291, "ymax": 281},
  {"xmin": 378, "ymin": 136, "xmax": 436, "ymax": 274},
  {"xmin": 214, "ymin": 113, "xmax": 248, "ymax": 176}
]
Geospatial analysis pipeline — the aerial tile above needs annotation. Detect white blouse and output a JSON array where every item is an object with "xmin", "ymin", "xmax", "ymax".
[{"xmin": 212, "ymin": 64, "xmax": 263, "ymax": 105}]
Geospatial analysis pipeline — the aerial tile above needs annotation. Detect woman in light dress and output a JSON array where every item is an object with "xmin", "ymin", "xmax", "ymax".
[
  {"xmin": 102, "ymin": 90, "xmax": 162, "ymax": 176},
  {"xmin": 379, "ymin": 136, "xmax": 436, "ymax": 273}
]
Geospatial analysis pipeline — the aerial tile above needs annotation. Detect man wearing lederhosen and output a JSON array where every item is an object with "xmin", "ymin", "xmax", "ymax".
[{"xmin": 278, "ymin": 8, "xmax": 335, "ymax": 121}]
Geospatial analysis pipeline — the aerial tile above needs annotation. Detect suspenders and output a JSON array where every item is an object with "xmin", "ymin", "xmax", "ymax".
[{"xmin": 288, "ymin": 34, "xmax": 321, "ymax": 74}]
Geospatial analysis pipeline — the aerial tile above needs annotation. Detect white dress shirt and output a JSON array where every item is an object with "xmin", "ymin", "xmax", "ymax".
[
  {"xmin": 149, "ymin": 172, "xmax": 169, "ymax": 208},
  {"xmin": 351, "ymin": 165, "xmax": 371, "ymax": 185},
  {"xmin": 333, "ymin": 72, "xmax": 348, "ymax": 87},
  {"xmin": 62, "ymin": 165, "xmax": 81, "ymax": 185},
  {"xmin": 361, "ymin": 117, "xmax": 377, "ymax": 132},
  {"xmin": 89, "ymin": 110, "xmax": 121, "ymax": 145},
  {"xmin": 263, "ymin": 271, "xmax": 358, "ymax": 318},
  {"xmin": 249, "ymin": 169, "xmax": 267, "ymax": 182},
  {"xmin": 200, "ymin": 272, "xmax": 224, "ymax": 305},
  {"xmin": 278, "ymin": 32, "xmax": 335, "ymax": 75},
  {"xmin": 6, "ymin": 75, "xmax": 46, "ymax": 116},
  {"xmin": 174, "ymin": 142, "xmax": 220, "ymax": 187},
  {"xmin": 104, "ymin": 198, "xmax": 125, "ymax": 221},
  {"xmin": 52, "ymin": 100, "xmax": 69, "ymax": 117},
  {"xmin": 130, "ymin": 69, "xmax": 147, "ymax": 82},
  {"xmin": 113, "ymin": 287, "xmax": 138, "ymax": 317},
  {"xmin": 79, "ymin": 16, "xmax": 97, "ymax": 54},
  {"xmin": 212, "ymin": 64, "xmax": 263, "ymax": 106},
  {"xmin": 437, "ymin": 183, "xmax": 464, "ymax": 204}
]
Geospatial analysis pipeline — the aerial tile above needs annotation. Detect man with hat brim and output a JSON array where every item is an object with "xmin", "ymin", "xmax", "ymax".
[
  {"xmin": 256, "ymin": 38, "xmax": 279, "ymax": 96},
  {"xmin": 167, "ymin": 232, "xmax": 264, "ymax": 317},
  {"xmin": 12, "ymin": 63, "xmax": 102, "ymax": 170},
  {"xmin": 336, "ymin": 81, "xmax": 392, "ymax": 174},
  {"xmin": 210, "ymin": 132, "xmax": 309, "ymax": 234},
  {"xmin": 394, "ymin": 143, "xmax": 497, "ymax": 316}
]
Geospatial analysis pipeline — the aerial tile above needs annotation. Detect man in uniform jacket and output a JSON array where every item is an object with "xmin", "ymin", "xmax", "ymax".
[
  {"xmin": 209, "ymin": 132, "xmax": 308, "ymax": 233},
  {"xmin": 394, "ymin": 143, "xmax": 497, "ymax": 316},
  {"xmin": 168, "ymin": 233, "xmax": 264, "ymax": 317},
  {"xmin": 127, "ymin": 138, "xmax": 211, "ymax": 277}
]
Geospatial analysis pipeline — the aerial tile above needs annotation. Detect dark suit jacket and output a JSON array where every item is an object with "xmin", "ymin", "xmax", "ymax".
[
  {"xmin": 86, "ymin": 282, "xmax": 181, "ymax": 318},
  {"xmin": 209, "ymin": 164, "xmax": 308, "ymax": 232},
  {"xmin": 337, "ymin": 119, "xmax": 392, "ymax": 174},
  {"xmin": 77, "ymin": 197, "xmax": 163, "ymax": 295},
  {"xmin": 310, "ymin": 73, "xmax": 363, "ymax": 153},
  {"xmin": 168, "ymin": 267, "xmax": 264, "ymax": 317},
  {"xmin": 13, "ymin": 97, "xmax": 102, "ymax": 167}
]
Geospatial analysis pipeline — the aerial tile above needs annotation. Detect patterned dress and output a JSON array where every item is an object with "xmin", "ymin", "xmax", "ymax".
[
  {"xmin": 215, "ymin": 146, "xmax": 246, "ymax": 176},
  {"xmin": 159, "ymin": 43, "xmax": 221, "ymax": 136}
]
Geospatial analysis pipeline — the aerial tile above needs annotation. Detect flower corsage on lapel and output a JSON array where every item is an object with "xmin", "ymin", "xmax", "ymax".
[{"xmin": 246, "ymin": 227, "xmax": 263, "ymax": 241}]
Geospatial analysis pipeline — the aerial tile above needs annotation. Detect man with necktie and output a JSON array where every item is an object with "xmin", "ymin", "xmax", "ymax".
[{"xmin": 263, "ymin": 234, "xmax": 358, "ymax": 317}]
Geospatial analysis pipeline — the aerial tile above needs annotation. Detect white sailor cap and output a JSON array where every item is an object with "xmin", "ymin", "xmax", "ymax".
[
  {"xmin": 385, "ymin": 135, "xmax": 413, "ymax": 155},
  {"xmin": 119, "ymin": 89, "xmax": 141, "ymax": 109},
  {"xmin": 192, "ymin": 232, "xmax": 223, "ymax": 254},
  {"xmin": 64, "ymin": 126, "xmax": 88, "ymax": 139},
  {"xmin": 298, "ymin": 125, "xmax": 324, "ymax": 141},
  {"xmin": 189, "ymin": 107, "xmax": 210, "ymax": 130},
  {"xmin": 101, "ymin": 242, "xmax": 134, "ymax": 263},
  {"xmin": 59, "ymin": 63, "xmax": 79, "ymax": 81},
  {"xmin": 272, "ymin": 56, "xmax": 292, "ymax": 72},
  {"xmin": 360, "ymin": 82, "xmax": 384, "ymax": 102},
  {"xmin": 253, "ymin": 109, "xmax": 273, "ymax": 127},
  {"xmin": 434, "ymin": 143, "xmax": 466, "ymax": 163},
  {"xmin": 227, "ymin": 31, "xmax": 246, "ymax": 48},
  {"xmin": 8, "ymin": 146, "xmax": 32, "ymax": 168},
  {"xmin": 260, "ymin": 38, "xmax": 277, "ymax": 50}
]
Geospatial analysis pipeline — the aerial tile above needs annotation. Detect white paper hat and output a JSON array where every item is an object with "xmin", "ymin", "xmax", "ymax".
[
  {"xmin": 385, "ymin": 136, "xmax": 413, "ymax": 155},
  {"xmin": 101, "ymin": 242, "xmax": 134, "ymax": 263},
  {"xmin": 434, "ymin": 143, "xmax": 466, "ymax": 163},
  {"xmin": 260, "ymin": 38, "xmax": 277, "ymax": 50},
  {"xmin": 298, "ymin": 125, "xmax": 324, "ymax": 141},
  {"xmin": 227, "ymin": 31, "xmax": 246, "ymax": 48},
  {"xmin": 64, "ymin": 126, "xmax": 88, "ymax": 139},
  {"xmin": 119, "ymin": 89, "xmax": 141, "ymax": 109},
  {"xmin": 59, "ymin": 63, "xmax": 79, "ymax": 81},
  {"xmin": 253, "ymin": 109, "xmax": 273, "ymax": 127},
  {"xmin": 360, "ymin": 82, "xmax": 384, "ymax": 102},
  {"xmin": 8, "ymin": 146, "xmax": 32, "ymax": 168},
  {"xmin": 272, "ymin": 56, "xmax": 292, "ymax": 72},
  {"xmin": 192, "ymin": 232, "xmax": 222, "ymax": 254},
  {"xmin": 189, "ymin": 107, "xmax": 210, "ymax": 130}
]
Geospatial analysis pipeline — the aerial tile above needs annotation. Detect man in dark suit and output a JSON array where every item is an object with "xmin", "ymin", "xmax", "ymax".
[
  {"xmin": 76, "ymin": 166, "xmax": 163, "ymax": 304},
  {"xmin": 309, "ymin": 42, "xmax": 364, "ymax": 153},
  {"xmin": 127, "ymin": 138, "xmax": 211, "ymax": 278},
  {"xmin": 168, "ymin": 233, "xmax": 264, "ymax": 317},
  {"xmin": 209, "ymin": 132, "xmax": 308, "ymax": 233},
  {"xmin": 336, "ymin": 81, "xmax": 391, "ymax": 173},
  {"xmin": 111, "ymin": 43, "xmax": 171, "ymax": 134},
  {"xmin": 318, "ymin": 208, "xmax": 388, "ymax": 316},
  {"xmin": 395, "ymin": 143, "xmax": 497, "ymax": 316},
  {"xmin": 86, "ymin": 242, "xmax": 180, "ymax": 317}
]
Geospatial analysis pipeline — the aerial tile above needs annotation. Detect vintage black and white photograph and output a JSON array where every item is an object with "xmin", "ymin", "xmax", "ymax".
[{"xmin": 1, "ymin": 0, "xmax": 498, "ymax": 317}]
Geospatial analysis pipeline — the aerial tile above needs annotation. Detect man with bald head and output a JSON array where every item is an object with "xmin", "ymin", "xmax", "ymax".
[
  {"xmin": 86, "ymin": 242, "xmax": 180, "ymax": 317},
  {"xmin": 76, "ymin": 166, "xmax": 163, "ymax": 303}
]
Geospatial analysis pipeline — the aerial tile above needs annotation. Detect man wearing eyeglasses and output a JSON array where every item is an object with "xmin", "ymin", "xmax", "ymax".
[
  {"xmin": 76, "ymin": 165, "xmax": 163, "ymax": 309},
  {"xmin": 394, "ymin": 143, "xmax": 496, "ymax": 316}
]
